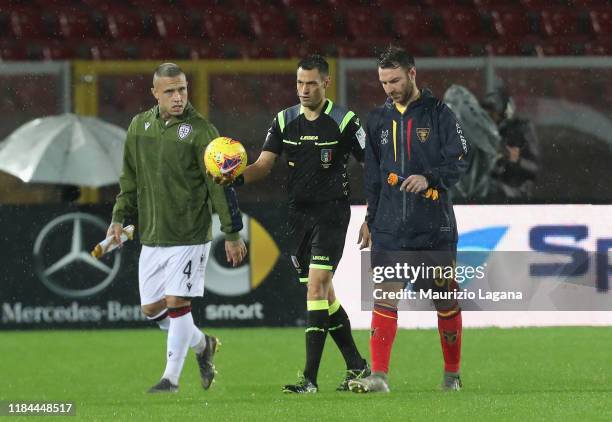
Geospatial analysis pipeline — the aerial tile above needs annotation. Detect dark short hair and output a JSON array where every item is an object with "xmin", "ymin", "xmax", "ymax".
[
  {"xmin": 297, "ymin": 54, "xmax": 329, "ymax": 77},
  {"xmin": 154, "ymin": 63, "xmax": 184, "ymax": 78},
  {"xmin": 378, "ymin": 45, "xmax": 415, "ymax": 70}
]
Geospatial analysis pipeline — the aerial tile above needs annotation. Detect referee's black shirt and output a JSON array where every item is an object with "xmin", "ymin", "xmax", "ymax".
[{"xmin": 263, "ymin": 99, "xmax": 365, "ymax": 206}]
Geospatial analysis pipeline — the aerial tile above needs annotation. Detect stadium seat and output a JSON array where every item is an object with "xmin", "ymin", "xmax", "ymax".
[
  {"xmin": 434, "ymin": 42, "xmax": 473, "ymax": 57},
  {"xmin": 80, "ymin": 0, "xmax": 128, "ymax": 13},
  {"xmin": 473, "ymin": 0, "xmax": 520, "ymax": 7},
  {"xmin": 153, "ymin": 10, "xmax": 195, "ymax": 39},
  {"xmin": 489, "ymin": 7, "xmax": 533, "ymax": 37},
  {"xmin": 181, "ymin": 0, "xmax": 224, "ymax": 8},
  {"xmin": 540, "ymin": 9, "xmax": 582, "ymax": 37},
  {"xmin": 584, "ymin": 37, "xmax": 612, "ymax": 55},
  {"xmin": 10, "ymin": 8, "xmax": 57, "ymax": 39},
  {"xmin": 343, "ymin": 7, "xmax": 389, "ymax": 39},
  {"xmin": 41, "ymin": 41, "xmax": 80, "ymax": 60},
  {"xmin": 485, "ymin": 39, "xmax": 525, "ymax": 56},
  {"xmin": 520, "ymin": 0, "xmax": 567, "ymax": 9},
  {"xmin": 123, "ymin": 39, "xmax": 181, "ymax": 60},
  {"xmin": 335, "ymin": 39, "xmax": 393, "ymax": 58},
  {"xmin": 376, "ymin": 0, "xmax": 422, "ymax": 7},
  {"xmin": 58, "ymin": 9, "xmax": 100, "ymax": 39},
  {"xmin": 424, "ymin": 0, "xmax": 473, "ymax": 6},
  {"xmin": 570, "ymin": 0, "xmax": 611, "ymax": 6},
  {"xmin": 281, "ymin": 0, "xmax": 319, "ymax": 7},
  {"xmin": 187, "ymin": 41, "xmax": 221, "ymax": 60},
  {"xmin": 249, "ymin": 7, "xmax": 294, "ymax": 40},
  {"xmin": 535, "ymin": 37, "xmax": 588, "ymax": 56},
  {"xmin": 590, "ymin": 8, "xmax": 612, "ymax": 36},
  {"xmin": 89, "ymin": 42, "xmax": 129, "ymax": 60},
  {"xmin": 201, "ymin": 8, "xmax": 246, "ymax": 40},
  {"xmin": 128, "ymin": 0, "xmax": 176, "ymax": 12},
  {"xmin": 295, "ymin": 8, "xmax": 338, "ymax": 41},
  {"xmin": 106, "ymin": 9, "xmax": 150, "ymax": 40},
  {"xmin": 0, "ymin": 41, "xmax": 29, "ymax": 61},
  {"xmin": 440, "ymin": 8, "xmax": 487, "ymax": 40},
  {"xmin": 239, "ymin": 41, "xmax": 283, "ymax": 59},
  {"xmin": 392, "ymin": 7, "xmax": 436, "ymax": 40}
]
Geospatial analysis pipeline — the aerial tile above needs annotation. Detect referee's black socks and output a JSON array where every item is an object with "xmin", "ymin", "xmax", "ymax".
[
  {"xmin": 328, "ymin": 299, "xmax": 366, "ymax": 370},
  {"xmin": 303, "ymin": 300, "xmax": 330, "ymax": 385}
]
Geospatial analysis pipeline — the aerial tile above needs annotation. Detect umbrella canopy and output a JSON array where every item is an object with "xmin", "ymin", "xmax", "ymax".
[{"xmin": 0, "ymin": 114, "xmax": 126, "ymax": 187}]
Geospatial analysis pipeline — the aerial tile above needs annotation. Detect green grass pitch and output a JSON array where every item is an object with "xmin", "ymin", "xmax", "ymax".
[{"xmin": 1, "ymin": 327, "xmax": 611, "ymax": 421}]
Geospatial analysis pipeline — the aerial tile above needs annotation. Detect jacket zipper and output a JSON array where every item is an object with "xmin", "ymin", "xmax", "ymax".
[
  {"xmin": 401, "ymin": 117, "xmax": 414, "ymax": 221},
  {"xmin": 400, "ymin": 118, "xmax": 405, "ymax": 222}
]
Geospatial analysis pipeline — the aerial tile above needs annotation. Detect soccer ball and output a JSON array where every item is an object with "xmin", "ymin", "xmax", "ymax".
[{"xmin": 204, "ymin": 137, "xmax": 247, "ymax": 179}]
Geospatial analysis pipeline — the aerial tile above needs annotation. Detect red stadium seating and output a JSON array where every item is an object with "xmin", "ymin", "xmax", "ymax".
[
  {"xmin": 441, "ymin": 8, "xmax": 486, "ymax": 37},
  {"xmin": 201, "ymin": 8, "xmax": 246, "ymax": 40},
  {"xmin": 540, "ymin": 8, "xmax": 582, "ymax": 37},
  {"xmin": 239, "ymin": 41, "xmax": 281, "ymax": 59},
  {"xmin": 434, "ymin": 42, "xmax": 473, "ymax": 57},
  {"xmin": 58, "ymin": 9, "xmax": 100, "ymax": 39},
  {"xmin": 281, "ymin": 0, "xmax": 318, "ymax": 7},
  {"xmin": 0, "ymin": 0, "xmax": 610, "ymax": 60},
  {"xmin": 335, "ymin": 39, "xmax": 394, "ymax": 58},
  {"xmin": 249, "ymin": 7, "xmax": 293, "ymax": 40},
  {"xmin": 80, "ymin": 0, "xmax": 128, "ymax": 13},
  {"xmin": 106, "ymin": 9, "xmax": 149, "ymax": 40},
  {"xmin": 129, "ymin": 0, "xmax": 176, "ymax": 12},
  {"xmin": 535, "ymin": 37, "xmax": 588, "ymax": 56},
  {"xmin": 0, "ymin": 41, "xmax": 30, "ymax": 61},
  {"xmin": 489, "ymin": 7, "xmax": 533, "ymax": 37},
  {"xmin": 89, "ymin": 42, "xmax": 129, "ymax": 60},
  {"xmin": 181, "ymin": 0, "xmax": 224, "ymax": 8},
  {"xmin": 424, "ymin": 0, "xmax": 473, "ymax": 6},
  {"xmin": 153, "ymin": 10, "xmax": 194, "ymax": 39},
  {"xmin": 376, "ymin": 0, "xmax": 422, "ymax": 7},
  {"xmin": 343, "ymin": 7, "xmax": 388, "ymax": 39},
  {"xmin": 584, "ymin": 37, "xmax": 612, "ymax": 55},
  {"xmin": 485, "ymin": 39, "xmax": 526, "ymax": 56},
  {"xmin": 188, "ymin": 42, "xmax": 221, "ymax": 60},
  {"xmin": 295, "ymin": 8, "xmax": 338, "ymax": 42},
  {"xmin": 9, "ymin": 8, "xmax": 56, "ymax": 39},
  {"xmin": 473, "ymin": 0, "xmax": 520, "ymax": 6},
  {"xmin": 590, "ymin": 8, "xmax": 612, "ymax": 36},
  {"xmin": 40, "ymin": 41, "xmax": 80, "ymax": 61},
  {"xmin": 570, "ymin": 0, "xmax": 611, "ymax": 6},
  {"xmin": 392, "ymin": 7, "xmax": 437, "ymax": 40},
  {"xmin": 520, "ymin": 0, "xmax": 567, "ymax": 9}
]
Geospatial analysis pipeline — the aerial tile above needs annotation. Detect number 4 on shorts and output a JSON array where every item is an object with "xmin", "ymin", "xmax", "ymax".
[{"xmin": 183, "ymin": 261, "xmax": 192, "ymax": 279}]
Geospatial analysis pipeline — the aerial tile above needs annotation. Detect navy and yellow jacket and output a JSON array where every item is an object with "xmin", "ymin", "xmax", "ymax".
[{"xmin": 364, "ymin": 89, "xmax": 470, "ymax": 248}]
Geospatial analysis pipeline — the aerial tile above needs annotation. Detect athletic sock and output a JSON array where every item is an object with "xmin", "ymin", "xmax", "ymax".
[
  {"xmin": 303, "ymin": 300, "xmax": 329, "ymax": 385},
  {"xmin": 328, "ymin": 300, "xmax": 365, "ymax": 370},
  {"xmin": 162, "ymin": 306, "xmax": 193, "ymax": 385},
  {"xmin": 370, "ymin": 304, "xmax": 398, "ymax": 374},
  {"xmin": 437, "ymin": 308, "xmax": 462, "ymax": 373},
  {"xmin": 190, "ymin": 324, "xmax": 206, "ymax": 355},
  {"xmin": 147, "ymin": 308, "xmax": 170, "ymax": 331}
]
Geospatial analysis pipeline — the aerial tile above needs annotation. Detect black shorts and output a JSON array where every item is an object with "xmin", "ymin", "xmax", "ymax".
[
  {"xmin": 371, "ymin": 236, "xmax": 458, "ymax": 294},
  {"xmin": 287, "ymin": 199, "xmax": 350, "ymax": 283}
]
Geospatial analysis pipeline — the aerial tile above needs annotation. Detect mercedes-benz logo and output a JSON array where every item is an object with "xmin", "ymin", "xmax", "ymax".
[{"xmin": 33, "ymin": 212, "xmax": 121, "ymax": 298}]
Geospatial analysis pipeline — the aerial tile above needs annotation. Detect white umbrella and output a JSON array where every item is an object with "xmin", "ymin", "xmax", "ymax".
[{"xmin": 0, "ymin": 113, "xmax": 126, "ymax": 187}]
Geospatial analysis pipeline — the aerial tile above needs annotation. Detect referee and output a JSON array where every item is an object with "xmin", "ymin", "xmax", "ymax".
[{"xmin": 215, "ymin": 55, "xmax": 369, "ymax": 393}]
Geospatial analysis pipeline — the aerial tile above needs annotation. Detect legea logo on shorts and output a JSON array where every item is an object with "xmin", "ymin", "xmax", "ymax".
[
  {"xmin": 33, "ymin": 213, "xmax": 122, "ymax": 298},
  {"xmin": 205, "ymin": 213, "xmax": 279, "ymax": 296}
]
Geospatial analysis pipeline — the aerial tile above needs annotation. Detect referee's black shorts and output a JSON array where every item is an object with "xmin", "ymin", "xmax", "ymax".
[{"xmin": 287, "ymin": 199, "xmax": 350, "ymax": 283}]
